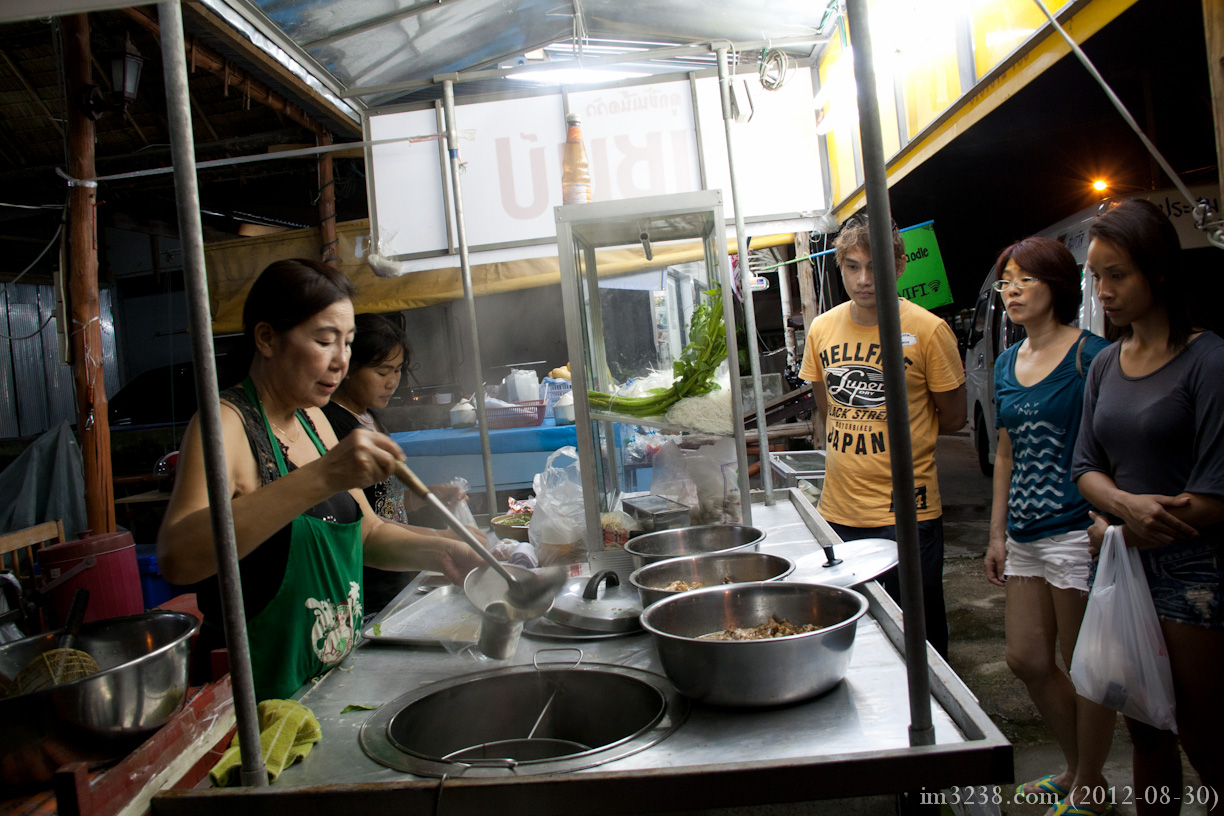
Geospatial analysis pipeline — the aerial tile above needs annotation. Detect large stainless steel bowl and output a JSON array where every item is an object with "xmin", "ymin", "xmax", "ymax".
[
  {"xmin": 640, "ymin": 582, "xmax": 867, "ymax": 707},
  {"xmin": 629, "ymin": 551, "xmax": 795, "ymax": 608},
  {"xmin": 0, "ymin": 611, "xmax": 199, "ymax": 787},
  {"xmin": 623, "ymin": 524, "xmax": 764, "ymax": 569}
]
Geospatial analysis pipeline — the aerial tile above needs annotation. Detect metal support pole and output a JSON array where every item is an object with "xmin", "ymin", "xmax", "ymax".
[
  {"xmin": 157, "ymin": 0, "xmax": 267, "ymax": 786},
  {"xmin": 716, "ymin": 47, "xmax": 774, "ymax": 505},
  {"xmin": 843, "ymin": 0, "xmax": 934, "ymax": 747},
  {"xmin": 441, "ymin": 80, "xmax": 498, "ymax": 511}
]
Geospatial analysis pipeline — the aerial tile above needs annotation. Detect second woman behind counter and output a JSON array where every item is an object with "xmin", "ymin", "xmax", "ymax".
[{"xmin": 322, "ymin": 313, "xmax": 471, "ymax": 613}]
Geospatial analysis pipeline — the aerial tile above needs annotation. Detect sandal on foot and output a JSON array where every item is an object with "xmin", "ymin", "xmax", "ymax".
[
  {"xmin": 1015, "ymin": 775, "xmax": 1070, "ymax": 799},
  {"xmin": 1052, "ymin": 800, "xmax": 1114, "ymax": 816}
]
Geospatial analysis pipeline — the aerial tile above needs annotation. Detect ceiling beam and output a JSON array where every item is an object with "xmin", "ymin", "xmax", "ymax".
[
  {"xmin": 0, "ymin": 48, "xmax": 65, "ymax": 137},
  {"xmin": 180, "ymin": 1, "xmax": 362, "ymax": 137},
  {"xmin": 119, "ymin": 6, "xmax": 350, "ymax": 138},
  {"xmin": 300, "ymin": 0, "xmax": 459, "ymax": 50}
]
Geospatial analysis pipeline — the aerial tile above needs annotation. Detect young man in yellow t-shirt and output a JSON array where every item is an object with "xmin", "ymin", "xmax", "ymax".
[{"xmin": 798, "ymin": 214, "xmax": 966, "ymax": 656}]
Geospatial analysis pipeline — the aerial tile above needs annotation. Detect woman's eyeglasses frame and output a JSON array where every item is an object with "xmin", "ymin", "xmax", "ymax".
[{"xmin": 991, "ymin": 277, "xmax": 1042, "ymax": 293}]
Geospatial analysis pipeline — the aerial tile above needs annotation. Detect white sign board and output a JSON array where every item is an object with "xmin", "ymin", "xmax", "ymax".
[{"xmin": 368, "ymin": 73, "xmax": 825, "ymax": 265}]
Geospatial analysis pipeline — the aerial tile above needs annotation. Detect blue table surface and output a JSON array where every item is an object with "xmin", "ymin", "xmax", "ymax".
[{"xmin": 391, "ymin": 418, "xmax": 577, "ymax": 456}]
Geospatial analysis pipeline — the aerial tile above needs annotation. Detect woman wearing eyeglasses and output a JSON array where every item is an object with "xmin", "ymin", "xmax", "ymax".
[{"xmin": 983, "ymin": 236, "xmax": 1114, "ymax": 806}]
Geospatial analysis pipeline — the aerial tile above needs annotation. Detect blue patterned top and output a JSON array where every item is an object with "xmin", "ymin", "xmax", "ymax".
[{"xmin": 994, "ymin": 330, "xmax": 1109, "ymax": 542}]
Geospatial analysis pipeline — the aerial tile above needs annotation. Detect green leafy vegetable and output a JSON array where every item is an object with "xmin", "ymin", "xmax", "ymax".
[
  {"xmin": 372, "ymin": 623, "xmax": 382, "ymax": 637},
  {"xmin": 588, "ymin": 288, "xmax": 727, "ymax": 418},
  {"xmin": 341, "ymin": 704, "xmax": 380, "ymax": 713}
]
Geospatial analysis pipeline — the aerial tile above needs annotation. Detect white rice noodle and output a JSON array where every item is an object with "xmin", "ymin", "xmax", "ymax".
[{"xmin": 664, "ymin": 388, "xmax": 733, "ymax": 435}]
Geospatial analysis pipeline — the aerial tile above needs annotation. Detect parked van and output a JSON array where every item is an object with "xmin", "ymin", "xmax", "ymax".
[{"xmin": 963, "ymin": 184, "xmax": 1220, "ymax": 475}]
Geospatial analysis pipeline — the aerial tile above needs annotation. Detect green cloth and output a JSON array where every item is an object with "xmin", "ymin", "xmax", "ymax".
[{"xmin": 209, "ymin": 699, "xmax": 322, "ymax": 786}]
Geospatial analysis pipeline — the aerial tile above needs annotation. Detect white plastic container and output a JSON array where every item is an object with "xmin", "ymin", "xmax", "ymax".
[{"xmin": 506, "ymin": 369, "xmax": 540, "ymax": 403}]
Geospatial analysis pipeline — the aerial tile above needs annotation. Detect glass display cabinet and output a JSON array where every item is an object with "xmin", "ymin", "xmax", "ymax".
[{"xmin": 556, "ymin": 190, "xmax": 752, "ymax": 553}]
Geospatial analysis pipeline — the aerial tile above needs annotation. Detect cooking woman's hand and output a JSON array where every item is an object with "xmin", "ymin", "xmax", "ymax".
[
  {"xmin": 438, "ymin": 539, "xmax": 485, "ymax": 586},
  {"xmin": 985, "ymin": 537, "xmax": 1007, "ymax": 587},
  {"xmin": 1116, "ymin": 492, "xmax": 1197, "ymax": 546},
  {"xmin": 320, "ymin": 428, "xmax": 404, "ymax": 494}
]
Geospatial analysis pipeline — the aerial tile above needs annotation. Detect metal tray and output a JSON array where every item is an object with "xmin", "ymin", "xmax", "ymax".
[{"xmin": 362, "ymin": 584, "xmax": 481, "ymax": 647}]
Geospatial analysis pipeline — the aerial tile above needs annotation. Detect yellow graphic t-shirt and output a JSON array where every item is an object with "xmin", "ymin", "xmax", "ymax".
[{"xmin": 798, "ymin": 299, "xmax": 964, "ymax": 527}]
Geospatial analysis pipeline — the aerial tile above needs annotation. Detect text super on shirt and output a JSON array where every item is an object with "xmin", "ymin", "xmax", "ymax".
[{"xmin": 799, "ymin": 299, "xmax": 965, "ymax": 527}]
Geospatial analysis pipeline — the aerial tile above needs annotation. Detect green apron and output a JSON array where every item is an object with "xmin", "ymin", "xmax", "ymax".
[{"xmin": 241, "ymin": 378, "xmax": 364, "ymax": 700}]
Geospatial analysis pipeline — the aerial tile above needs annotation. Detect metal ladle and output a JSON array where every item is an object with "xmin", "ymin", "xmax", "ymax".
[{"xmin": 393, "ymin": 461, "xmax": 566, "ymax": 610}]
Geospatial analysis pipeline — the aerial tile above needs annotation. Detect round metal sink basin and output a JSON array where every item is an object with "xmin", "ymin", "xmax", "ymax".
[{"xmin": 360, "ymin": 663, "xmax": 688, "ymax": 777}]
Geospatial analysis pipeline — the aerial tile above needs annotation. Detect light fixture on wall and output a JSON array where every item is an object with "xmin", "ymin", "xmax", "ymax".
[{"xmin": 84, "ymin": 33, "xmax": 144, "ymax": 120}]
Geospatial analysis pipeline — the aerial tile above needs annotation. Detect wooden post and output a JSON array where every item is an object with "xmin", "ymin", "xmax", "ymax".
[
  {"xmin": 317, "ymin": 132, "xmax": 338, "ymax": 266},
  {"xmin": 793, "ymin": 232, "xmax": 822, "ymax": 450},
  {"xmin": 1205, "ymin": 0, "xmax": 1224, "ymax": 210},
  {"xmin": 62, "ymin": 14, "xmax": 115, "ymax": 535},
  {"xmin": 793, "ymin": 232, "xmax": 824, "ymax": 449}
]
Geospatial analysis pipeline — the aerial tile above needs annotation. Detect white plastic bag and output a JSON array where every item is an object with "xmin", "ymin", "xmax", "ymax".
[
  {"xmin": 528, "ymin": 447, "xmax": 585, "ymax": 565},
  {"xmin": 1069, "ymin": 526, "xmax": 1177, "ymax": 732},
  {"xmin": 684, "ymin": 438, "xmax": 742, "ymax": 524},
  {"xmin": 648, "ymin": 442, "xmax": 698, "ymax": 511}
]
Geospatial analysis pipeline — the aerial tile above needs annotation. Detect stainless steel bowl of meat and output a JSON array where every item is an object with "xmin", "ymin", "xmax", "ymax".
[
  {"xmin": 628, "ymin": 551, "xmax": 795, "ymax": 608},
  {"xmin": 640, "ymin": 582, "xmax": 867, "ymax": 707},
  {"xmin": 623, "ymin": 524, "xmax": 764, "ymax": 569}
]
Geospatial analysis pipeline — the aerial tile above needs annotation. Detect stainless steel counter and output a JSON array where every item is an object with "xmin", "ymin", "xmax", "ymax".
[{"xmin": 153, "ymin": 490, "xmax": 1012, "ymax": 816}]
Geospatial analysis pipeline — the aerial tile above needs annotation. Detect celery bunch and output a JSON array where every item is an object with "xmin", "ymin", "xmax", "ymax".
[{"xmin": 588, "ymin": 288, "xmax": 727, "ymax": 418}]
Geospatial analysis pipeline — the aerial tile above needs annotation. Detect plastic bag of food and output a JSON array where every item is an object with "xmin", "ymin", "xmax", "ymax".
[
  {"xmin": 528, "ymin": 447, "xmax": 586, "ymax": 565},
  {"xmin": 1070, "ymin": 525, "xmax": 1177, "ymax": 731},
  {"xmin": 447, "ymin": 477, "xmax": 477, "ymax": 527}
]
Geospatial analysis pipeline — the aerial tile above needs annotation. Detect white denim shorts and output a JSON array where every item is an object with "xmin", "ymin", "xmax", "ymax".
[{"xmin": 1003, "ymin": 529, "xmax": 1093, "ymax": 592}]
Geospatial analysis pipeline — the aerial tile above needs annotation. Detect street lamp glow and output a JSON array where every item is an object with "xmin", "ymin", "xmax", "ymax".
[{"xmin": 1092, "ymin": 179, "xmax": 1108, "ymax": 192}]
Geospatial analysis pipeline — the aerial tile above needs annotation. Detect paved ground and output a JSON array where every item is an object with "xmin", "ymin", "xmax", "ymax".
[{"xmin": 935, "ymin": 431, "xmax": 1206, "ymax": 816}]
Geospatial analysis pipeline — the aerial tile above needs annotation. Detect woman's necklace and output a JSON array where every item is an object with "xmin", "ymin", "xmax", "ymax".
[
  {"xmin": 268, "ymin": 412, "xmax": 302, "ymax": 444},
  {"xmin": 332, "ymin": 394, "xmax": 375, "ymax": 428}
]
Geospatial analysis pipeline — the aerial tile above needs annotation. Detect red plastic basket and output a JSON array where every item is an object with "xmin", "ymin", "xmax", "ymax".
[{"xmin": 486, "ymin": 400, "xmax": 546, "ymax": 429}]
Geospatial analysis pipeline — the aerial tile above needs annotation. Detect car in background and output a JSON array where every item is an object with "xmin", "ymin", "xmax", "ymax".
[{"xmin": 109, "ymin": 351, "xmax": 249, "ymax": 429}]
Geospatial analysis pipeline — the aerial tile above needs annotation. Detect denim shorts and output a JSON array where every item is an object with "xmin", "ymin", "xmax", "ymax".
[{"xmin": 1140, "ymin": 541, "xmax": 1224, "ymax": 628}]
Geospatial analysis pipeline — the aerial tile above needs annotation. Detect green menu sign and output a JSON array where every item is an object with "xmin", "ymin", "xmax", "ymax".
[{"xmin": 897, "ymin": 222, "xmax": 953, "ymax": 310}]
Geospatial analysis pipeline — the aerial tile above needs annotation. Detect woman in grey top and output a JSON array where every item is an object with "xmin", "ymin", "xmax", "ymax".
[{"xmin": 1070, "ymin": 199, "xmax": 1224, "ymax": 816}]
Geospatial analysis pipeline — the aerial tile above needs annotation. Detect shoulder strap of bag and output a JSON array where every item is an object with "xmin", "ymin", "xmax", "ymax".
[{"xmin": 1075, "ymin": 333, "xmax": 1087, "ymax": 378}]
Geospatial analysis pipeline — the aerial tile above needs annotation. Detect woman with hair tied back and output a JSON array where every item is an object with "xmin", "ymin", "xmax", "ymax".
[
  {"xmin": 157, "ymin": 259, "xmax": 483, "ymax": 701},
  {"xmin": 1069, "ymin": 199, "xmax": 1224, "ymax": 816},
  {"xmin": 984, "ymin": 236, "xmax": 1115, "ymax": 810},
  {"xmin": 322, "ymin": 313, "xmax": 472, "ymax": 614}
]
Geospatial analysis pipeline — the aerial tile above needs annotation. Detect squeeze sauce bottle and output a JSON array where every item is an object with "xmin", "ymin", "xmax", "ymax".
[{"xmin": 561, "ymin": 113, "xmax": 591, "ymax": 204}]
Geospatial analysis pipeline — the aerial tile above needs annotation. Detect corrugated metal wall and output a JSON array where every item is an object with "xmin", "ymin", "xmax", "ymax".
[{"xmin": 0, "ymin": 283, "xmax": 117, "ymax": 439}]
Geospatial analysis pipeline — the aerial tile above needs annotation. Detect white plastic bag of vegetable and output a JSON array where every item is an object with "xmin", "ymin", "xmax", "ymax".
[{"xmin": 528, "ymin": 447, "xmax": 586, "ymax": 565}]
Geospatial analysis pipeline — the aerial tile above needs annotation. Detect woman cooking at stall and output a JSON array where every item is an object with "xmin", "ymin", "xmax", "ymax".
[{"xmin": 157, "ymin": 259, "xmax": 484, "ymax": 700}]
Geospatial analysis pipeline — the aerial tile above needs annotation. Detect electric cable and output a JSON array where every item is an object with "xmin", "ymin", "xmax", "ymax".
[
  {"xmin": 0, "ymin": 214, "xmax": 66, "ymax": 341},
  {"xmin": 758, "ymin": 47, "xmax": 792, "ymax": 91}
]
